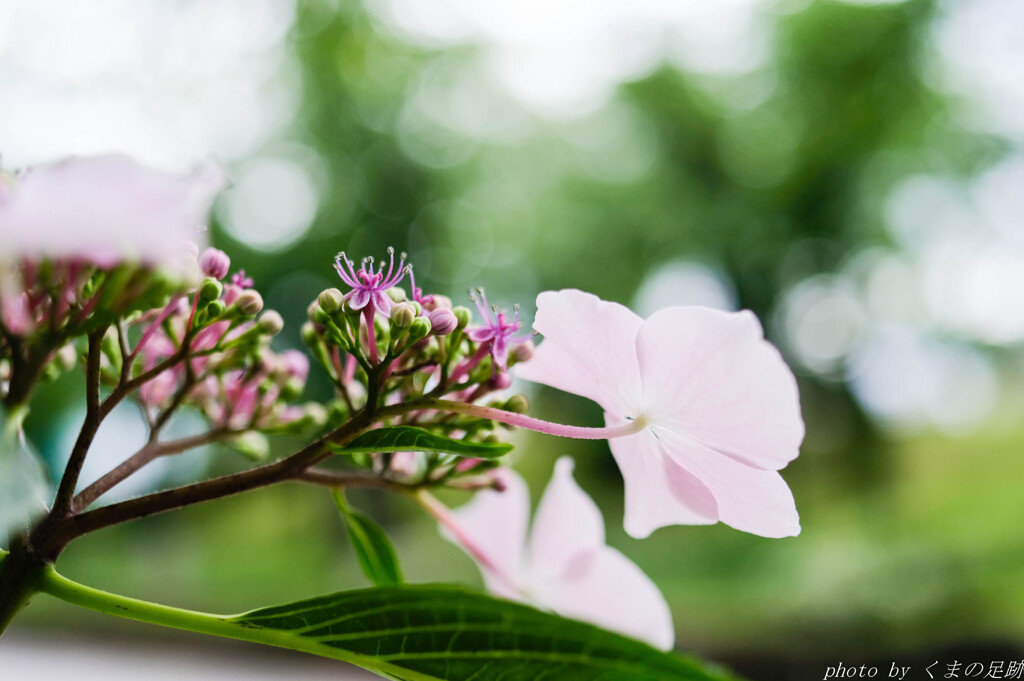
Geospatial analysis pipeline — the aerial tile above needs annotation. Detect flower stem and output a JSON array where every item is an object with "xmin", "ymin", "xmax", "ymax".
[
  {"xmin": 44, "ymin": 408, "xmax": 377, "ymax": 551},
  {"xmin": 0, "ymin": 543, "xmax": 44, "ymax": 636},
  {"xmin": 131, "ymin": 295, "xmax": 182, "ymax": 362},
  {"xmin": 423, "ymin": 399, "xmax": 647, "ymax": 440},
  {"xmin": 363, "ymin": 308, "xmax": 379, "ymax": 365},
  {"xmin": 36, "ymin": 564, "xmax": 257, "ymax": 641},
  {"xmin": 50, "ymin": 328, "xmax": 105, "ymax": 516},
  {"xmin": 31, "ymin": 565, "xmax": 412, "ymax": 677}
]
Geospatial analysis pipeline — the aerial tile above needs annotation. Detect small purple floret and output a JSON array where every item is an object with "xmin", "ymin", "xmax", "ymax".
[
  {"xmin": 231, "ymin": 270, "xmax": 254, "ymax": 288},
  {"xmin": 334, "ymin": 247, "xmax": 408, "ymax": 317},
  {"xmin": 465, "ymin": 288, "xmax": 531, "ymax": 373}
]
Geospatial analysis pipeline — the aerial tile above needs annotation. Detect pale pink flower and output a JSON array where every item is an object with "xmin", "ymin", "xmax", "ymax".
[
  {"xmin": 515, "ymin": 289, "xmax": 803, "ymax": 539},
  {"xmin": 0, "ymin": 154, "xmax": 227, "ymax": 271},
  {"xmin": 444, "ymin": 458, "xmax": 674, "ymax": 650}
]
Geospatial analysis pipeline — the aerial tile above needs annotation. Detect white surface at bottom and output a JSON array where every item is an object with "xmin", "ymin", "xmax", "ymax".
[{"xmin": 0, "ymin": 628, "xmax": 377, "ymax": 680}]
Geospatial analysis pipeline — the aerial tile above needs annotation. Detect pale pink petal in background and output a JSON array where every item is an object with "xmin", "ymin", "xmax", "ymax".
[
  {"xmin": 528, "ymin": 458, "xmax": 675, "ymax": 650},
  {"xmin": 448, "ymin": 468, "xmax": 529, "ymax": 599},
  {"xmin": 528, "ymin": 457, "xmax": 605, "ymax": 584},
  {"xmin": 0, "ymin": 154, "xmax": 227, "ymax": 272}
]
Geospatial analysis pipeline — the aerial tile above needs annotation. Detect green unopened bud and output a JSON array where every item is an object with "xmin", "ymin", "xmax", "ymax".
[
  {"xmin": 198, "ymin": 277, "xmax": 223, "ymax": 302},
  {"xmin": 42, "ymin": 362, "xmax": 62, "ymax": 382},
  {"xmin": 206, "ymin": 351, "xmax": 227, "ymax": 370},
  {"xmin": 328, "ymin": 401, "xmax": 349, "ymax": 423},
  {"xmin": 318, "ymin": 288, "xmax": 345, "ymax": 315},
  {"xmin": 453, "ymin": 306, "xmax": 471, "ymax": 330},
  {"xmin": 281, "ymin": 377, "xmax": 305, "ymax": 400},
  {"xmin": 258, "ymin": 310, "xmax": 284, "ymax": 336},
  {"xmin": 390, "ymin": 302, "xmax": 417, "ymax": 329},
  {"xmin": 300, "ymin": 321, "xmax": 319, "ymax": 348},
  {"xmin": 234, "ymin": 290, "xmax": 264, "ymax": 317},
  {"xmin": 56, "ymin": 344, "xmax": 78, "ymax": 371},
  {"xmin": 144, "ymin": 268, "xmax": 179, "ymax": 303},
  {"xmin": 504, "ymin": 394, "xmax": 530, "ymax": 414},
  {"xmin": 100, "ymin": 329, "xmax": 121, "ymax": 372},
  {"xmin": 408, "ymin": 316, "xmax": 431, "ymax": 340},
  {"xmin": 304, "ymin": 402, "xmax": 328, "ymax": 427},
  {"xmin": 203, "ymin": 299, "xmax": 227, "ymax": 322},
  {"xmin": 386, "ymin": 286, "xmax": 407, "ymax": 303},
  {"xmin": 229, "ymin": 432, "xmax": 270, "ymax": 461},
  {"xmin": 308, "ymin": 303, "xmax": 329, "ymax": 325}
]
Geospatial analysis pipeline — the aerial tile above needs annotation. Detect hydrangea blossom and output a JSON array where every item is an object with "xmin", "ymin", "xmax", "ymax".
[
  {"xmin": 515, "ymin": 289, "xmax": 803, "ymax": 539},
  {"xmin": 0, "ymin": 154, "xmax": 226, "ymax": 272},
  {"xmin": 444, "ymin": 458, "xmax": 674, "ymax": 650}
]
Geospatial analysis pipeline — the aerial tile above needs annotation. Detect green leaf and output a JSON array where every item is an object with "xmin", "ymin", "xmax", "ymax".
[
  {"xmin": 40, "ymin": 567, "xmax": 737, "ymax": 681},
  {"xmin": 333, "ymin": 490, "xmax": 403, "ymax": 587},
  {"xmin": 232, "ymin": 585, "xmax": 738, "ymax": 681},
  {"xmin": 332, "ymin": 426, "xmax": 512, "ymax": 460}
]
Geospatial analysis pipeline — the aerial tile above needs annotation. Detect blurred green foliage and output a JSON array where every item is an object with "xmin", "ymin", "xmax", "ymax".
[{"xmin": 19, "ymin": 0, "xmax": 1023, "ymax": 678}]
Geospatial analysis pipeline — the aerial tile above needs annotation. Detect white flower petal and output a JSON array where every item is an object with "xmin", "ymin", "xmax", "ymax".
[
  {"xmin": 608, "ymin": 423, "xmax": 718, "ymax": 539},
  {"xmin": 528, "ymin": 457, "xmax": 605, "ymax": 585},
  {"xmin": 534, "ymin": 547, "xmax": 675, "ymax": 651},
  {"xmin": 446, "ymin": 468, "xmax": 529, "ymax": 599},
  {"xmin": 655, "ymin": 427, "xmax": 800, "ymax": 538},
  {"xmin": 517, "ymin": 289, "xmax": 643, "ymax": 415},
  {"xmin": 636, "ymin": 307, "xmax": 803, "ymax": 471},
  {"xmin": 0, "ymin": 154, "xmax": 227, "ymax": 272}
]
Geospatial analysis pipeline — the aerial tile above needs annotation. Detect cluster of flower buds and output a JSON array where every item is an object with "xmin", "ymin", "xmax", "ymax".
[
  {"xmin": 301, "ymin": 248, "xmax": 534, "ymax": 488},
  {"xmin": 1, "ymin": 155, "xmax": 226, "ymax": 409},
  {"xmin": 107, "ymin": 248, "xmax": 325, "ymax": 455}
]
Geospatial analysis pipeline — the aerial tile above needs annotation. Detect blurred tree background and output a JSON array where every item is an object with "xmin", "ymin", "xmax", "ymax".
[{"xmin": 5, "ymin": 0, "xmax": 1024, "ymax": 679}]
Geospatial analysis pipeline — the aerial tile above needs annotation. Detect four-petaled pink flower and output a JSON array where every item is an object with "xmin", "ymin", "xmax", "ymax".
[
  {"xmin": 334, "ymin": 247, "xmax": 407, "ymax": 317},
  {"xmin": 445, "ymin": 458, "xmax": 674, "ymax": 650},
  {"xmin": 515, "ymin": 289, "xmax": 803, "ymax": 539},
  {"xmin": 465, "ymin": 289, "xmax": 531, "ymax": 374}
]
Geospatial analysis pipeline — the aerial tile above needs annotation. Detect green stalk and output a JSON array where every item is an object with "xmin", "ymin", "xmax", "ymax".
[
  {"xmin": 34, "ymin": 566, "xmax": 438, "ymax": 681},
  {"xmin": 37, "ymin": 566, "xmax": 252, "ymax": 641},
  {"xmin": 0, "ymin": 544, "xmax": 44, "ymax": 635}
]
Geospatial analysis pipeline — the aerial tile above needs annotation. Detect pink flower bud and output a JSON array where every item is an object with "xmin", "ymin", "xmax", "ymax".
[
  {"xmin": 432, "ymin": 294, "xmax": 453, "ymax": 310},
  {"xmin": 234, "ymin": 290, "xmax": 263, "ymax": 317},
  {"xmin": 490, "ymin": 370, "xmax": 512, "ymax": 390},
  {"xmin": 428, "ymin": 308, "xmax": 458, "ymax": 336},
  {"xmin": 199, "ymin": 248, "xmax": 231, "ymax": 279},
  {"xmin": 511, "ymin": 340, "xmax": 534, "ymax": 363},
  {"xmin": 281, "ymin": 349, "xmax": 309, "ymax": 382}
]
